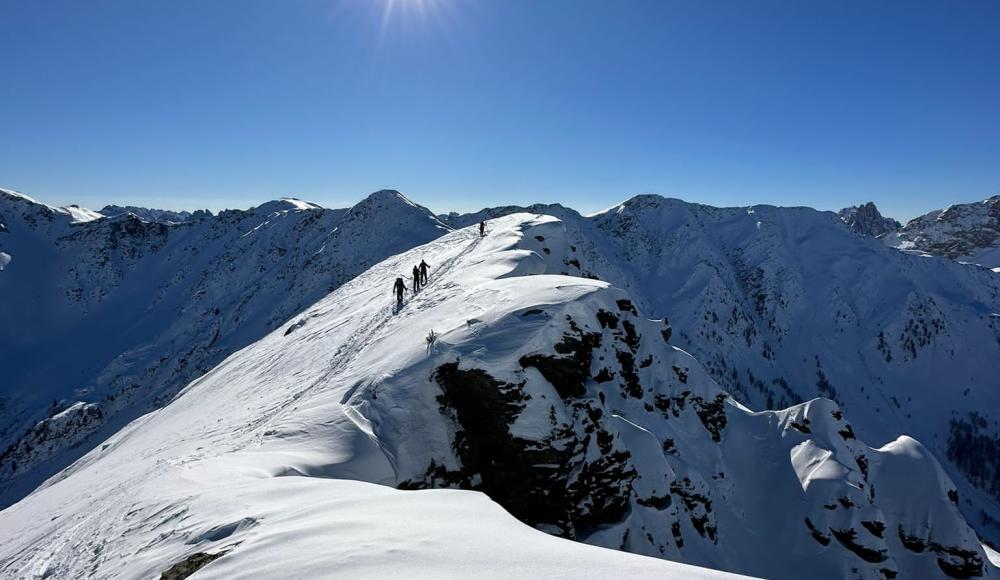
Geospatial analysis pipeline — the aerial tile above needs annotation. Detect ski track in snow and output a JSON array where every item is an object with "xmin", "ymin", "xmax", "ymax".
[{"xmin": 252, "ymin": 229, "xmax": 484, "ymax": 445}]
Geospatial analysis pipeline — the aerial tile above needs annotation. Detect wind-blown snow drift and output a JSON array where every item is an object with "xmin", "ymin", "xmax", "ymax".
[{"xmin": 0, "ymin": 215, "xmax": 990, "ymax": 579}]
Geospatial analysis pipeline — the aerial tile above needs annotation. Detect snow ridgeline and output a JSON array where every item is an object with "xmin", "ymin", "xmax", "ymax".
[{"xmin": 0, "ymin": 215, "xmax": 991, "ymax": 579}]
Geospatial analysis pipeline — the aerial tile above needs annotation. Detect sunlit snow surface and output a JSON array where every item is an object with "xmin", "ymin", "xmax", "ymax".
[
  {"xmin": 0, "ymin": 187, "xmax": 451, "ymax": 508},
  {"xmin": 1, "ymin": 213, "xmax": 994, "ymax": 579},
  {"xmin": 0, "ymin": 216, "xmax": 747, "ymax": 579}
]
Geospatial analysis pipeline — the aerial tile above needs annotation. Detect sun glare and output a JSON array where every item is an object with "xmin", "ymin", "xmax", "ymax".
[{"xmin": 378, "ymin": 0, "xmax": 451, "ymax": 41}]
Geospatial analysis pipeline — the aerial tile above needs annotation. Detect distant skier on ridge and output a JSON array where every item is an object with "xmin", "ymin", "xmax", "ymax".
[
  {"xmin": 419, "ymin": 260, "xmax": 429, "ymax": 285},
  {"xmin": 479, "ymin": 220, "xmax": 486, "ymax": 237},
  {"xmin": 412, "ymin": 265, "xmax": 422, "ymax": 292},
  {"xmin": 393, "ymin": 277, "xmax": 407, "ymax": 305}
]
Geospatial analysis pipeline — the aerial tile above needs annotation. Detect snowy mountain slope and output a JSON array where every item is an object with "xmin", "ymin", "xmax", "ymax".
[
  {"xmin": 0, "ymin": 215, "xmax": 752, "ymax": 580},
  {"xmin": 0, "ymin": 187, "xmax": 451, "ymax": 508},
  {"xmin": 837, "ymin": 202, "xmax": 901, "ymax": 238},
  {"xmin": 884, "ymin": 195, "xmax": 1000, "ymax": 268},
  {"xmin": 444, "ymin": 196, "xmax": 1000, "ymax": 547},
  {"xmin": 1, "ymin": 215, "xmax": 990, "ymax": 579}
]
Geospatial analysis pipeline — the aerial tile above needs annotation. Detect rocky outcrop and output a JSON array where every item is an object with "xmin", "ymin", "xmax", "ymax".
[{"xmin": 838, "ymin": 202, "xmax": 902, "ymax": 238}]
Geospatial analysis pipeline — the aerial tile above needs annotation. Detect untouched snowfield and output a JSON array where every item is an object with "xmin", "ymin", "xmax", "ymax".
[{"xmin": 0, "ymin": 216, "xmax": 746, "ymax": 579}]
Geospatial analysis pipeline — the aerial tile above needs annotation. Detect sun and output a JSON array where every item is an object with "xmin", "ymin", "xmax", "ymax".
[{"xmin": 379, "ymin": 0, "xmax": 449, "ymax": 38}]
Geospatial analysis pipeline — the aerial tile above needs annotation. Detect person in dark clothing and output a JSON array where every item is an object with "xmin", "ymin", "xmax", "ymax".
[
  {"xmin": 479, "ymin": 220, "xmax": 486, "ymax": 237},
  {"xmin": 412, "ymin": 265, "xmax": 421, "ymax": 291},
  {"xmin": 419, "ymin": 260, "xmax": 429, "ymax": 284},
  {"xmin": 393, "ymin": 277, "xmax": 407, "ymax": 305}
]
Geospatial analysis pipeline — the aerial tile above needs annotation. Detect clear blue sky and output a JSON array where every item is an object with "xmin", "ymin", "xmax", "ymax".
[{"xmin": 1, "ymin": 1, "xmax": 998, "ymax": 220}]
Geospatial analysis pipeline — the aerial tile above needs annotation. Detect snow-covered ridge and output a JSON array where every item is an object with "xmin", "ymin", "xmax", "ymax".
[
  {"xmin": 0, "ymin": 214, "xmax": 989, "ymax": 579},
  {"xmin": 885, "ymin": 194, "xmax": 1000, "ymax": 268},
  {"xmin": 0, "ymin": 187, "xmax": 102, "ymax": 228},
  {"xmin": 0, "ymin": 187, "xmax": 451, "ymax": 508}
]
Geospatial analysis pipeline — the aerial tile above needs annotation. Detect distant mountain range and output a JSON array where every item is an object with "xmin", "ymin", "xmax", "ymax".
[
  {"xmin": 835, "ymin": 196, "xmax": 1000, "ymax": 270},
  {"xmin": 885, "ymin": 196, "xmax": 1000, "ymax": 270},
  {"xmin": 0, "ymin": 187, "xmax": 449, "ymax": 506},
  {"xmin": 98, "ymin": 204, "xmax": 202, "ymax": 223}
]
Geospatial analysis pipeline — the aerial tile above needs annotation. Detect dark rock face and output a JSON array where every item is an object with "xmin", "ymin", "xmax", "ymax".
[
  {"xmin": 948, "ymin": 413, "xmax": 1000, "ymax": 501},
  {"xmin": 159, "ymin": 550, "xmax": 228, "ymax": 580},
  {"xmin": 0, "ymin": 403, "xmax": 104, "ymax": 477},
  {"xmin": 806, "ymin": 518, "xmax": 832, "ymax": 545},
  {"xmin": 691, "ymin": 394, "xmax": 728, "ymax": 442},
  {"xmin": 671, "ymin": 477, "xmax": 717, "ymax": 542},
  {"xmin": 830, "ymin": 527, "xmax": 888, "ymax": 563},
  {"xmin": 519, "ymin": 321, "xmax": 602, "ymax": 399},
  {"xmin": 393, "ymin": 299, "xmax": 741, "ymax": 553},
  {"xmin": 897, "ymin": 526, "xmax": 985, "ymax": 579},
  {"xmin": 838, "ymin": 202, "xmax": 901, "ymax": 238},
  {"xmin": 403, "ymin": 362, "xmax": 637, "ymax": 538}
]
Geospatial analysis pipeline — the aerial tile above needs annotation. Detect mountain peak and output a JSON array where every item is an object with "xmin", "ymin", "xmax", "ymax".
[
  {"xmin": 358, "ymin": 189, "xmax": 420, "ymax": 209},
  {"xmin": 251, "ymin": 197, "xmax": 324, "ymax": 215},
  {"xmin": 838, "ymin": 201, "xmax": 901, "ymax": 238},
  {"xmin": 1, "ymin": 186, "xmax": 102, "ymax": 225},
  {"xmin": 344, "ymin": 190, "xmax": 451, "ymax": 233},
  {"xmin": 622, "ymin": 193, "xmax": 666, "ymax": 205}
]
